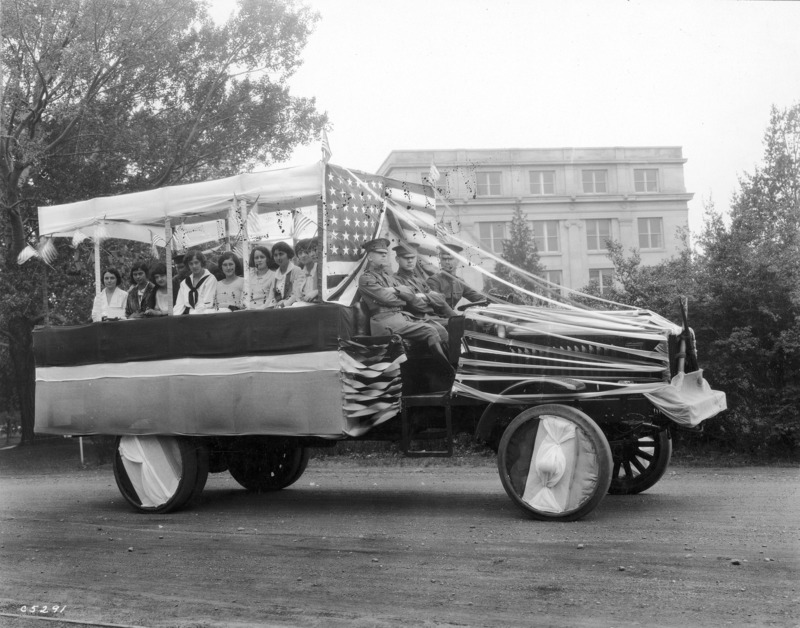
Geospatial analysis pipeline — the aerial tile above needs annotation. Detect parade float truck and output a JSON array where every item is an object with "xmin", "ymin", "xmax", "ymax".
[{"xmin": 33, "ymin": 162, "xmax": 727, "ymax": 521}]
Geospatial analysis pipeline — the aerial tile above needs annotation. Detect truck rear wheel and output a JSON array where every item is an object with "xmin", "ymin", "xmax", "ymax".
[
  {"xmin": 497, "ymin": 405, "xmax": 612, "ymax": 521},
  {"xmin": 228, "ymin": 437, "xmax": 309, "ymax": 492},
  {"xmin": 113, "ymin": 435, "xmax": 208, "ymax": 513}
]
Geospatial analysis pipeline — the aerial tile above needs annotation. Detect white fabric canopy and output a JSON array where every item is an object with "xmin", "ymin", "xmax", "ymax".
[{"xmin": 38, "ymin": 163, "xmax": 323, "ymax": 235}]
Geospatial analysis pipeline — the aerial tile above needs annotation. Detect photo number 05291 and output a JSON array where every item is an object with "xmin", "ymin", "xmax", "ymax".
[{"xmin": 19, "ymin": 605, "xmax": 66, "ymax": 614}]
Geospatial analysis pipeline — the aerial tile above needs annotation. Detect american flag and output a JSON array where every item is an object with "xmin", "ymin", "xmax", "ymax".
[
  {"xmin": 324, "ymin": 164, "xmax": 387, "ymax": 262},
  {"xmin": 321, "ymin": 130, "xmax": 332, "ymax": 164},
  {"xmin": 323, "ymin": 164, "xmax": 438, "ymax": 304}
]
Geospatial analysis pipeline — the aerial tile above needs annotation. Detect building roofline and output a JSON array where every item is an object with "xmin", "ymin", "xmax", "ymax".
[{"xmin": 377, "ymin": 146, "xmax": 686, "ymax": 173}]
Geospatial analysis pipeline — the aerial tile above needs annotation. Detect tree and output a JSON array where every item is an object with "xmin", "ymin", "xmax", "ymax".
[
  {"xmin": 690, "ymin": 104, "xmax": 800, "ymax": 455},
  {"xmin": 0, "ymin": 0, "xmax": 328, "ymax": 443},
  {"xmin": 591, "ymin": 104, "xmax": 800, "ymax": 456},
  {"xmin": 579, "ymin": 230, "xmax": 697, "ymax": 321},
  {"xmin": 489, "ymin": 204, "xmax": 546, "ymax": 303}
]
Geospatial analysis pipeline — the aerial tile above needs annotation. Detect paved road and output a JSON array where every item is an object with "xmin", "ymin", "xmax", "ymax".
[{"xmin": 0, "ymin": 460, "xmax": 798, "ymax": 627}]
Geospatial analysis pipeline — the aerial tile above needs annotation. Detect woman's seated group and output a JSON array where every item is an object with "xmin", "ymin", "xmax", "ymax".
[{"xmin": 91, "ymin": 239, "xmax": 320, "ymax": 321}]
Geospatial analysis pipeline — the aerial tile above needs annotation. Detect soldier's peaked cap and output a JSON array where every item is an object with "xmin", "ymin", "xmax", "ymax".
[
  {"xmin": 362, "ymin": 238, "xmax": 390, "ymax": 253},
  {"xmin": 438, "ymin": 243, "xmax": 463, "ymax": 254},
  {"xmin": 392, "ymin": 241, "xmax": 420, "ymax": 257}
]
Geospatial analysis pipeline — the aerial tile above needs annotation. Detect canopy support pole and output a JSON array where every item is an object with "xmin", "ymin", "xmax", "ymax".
[
  {"xmin": 241, "ymin": 200, "xmax": 250, "ymax": 306},
  {"xmin": 165, "ymin": 218, "xmax": 173, "ymax": 315},
  {"xmin": 41, "ymin": 264, "xmax": 49, "ymax": 326},
  {"xmin": 318, "ymin": 162, "xmax": 327, "ymax": 301},
  {"xmin": 93, "ymin": 230, "xmax": 101, "ymax": 292}
]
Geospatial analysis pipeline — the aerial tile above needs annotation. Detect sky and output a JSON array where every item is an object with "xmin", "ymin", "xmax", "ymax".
[{"xmin": 213, "ymin": 0, "xmax": 800, "ymax": 234}]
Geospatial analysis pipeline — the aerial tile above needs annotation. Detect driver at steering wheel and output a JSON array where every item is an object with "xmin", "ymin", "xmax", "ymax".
[{"xmin": 427, "ymin": 243, "xmax": 484, "ymax": 309}]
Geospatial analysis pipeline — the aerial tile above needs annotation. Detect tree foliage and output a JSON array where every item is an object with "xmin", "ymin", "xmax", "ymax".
[
  {"xmin": 590, "ymin": 104, "xmax": 800, "ymax": 457},
  {"xmin": 489, "ymin": 204, "xmax": 546, "ymax": 302},
  {"xmin": 581, "ymin": 231, "xmax": 697, "ymax": 322},
  {"xmin": 0, "ymin": 0, "xmax": 328, "ymax": 442}
]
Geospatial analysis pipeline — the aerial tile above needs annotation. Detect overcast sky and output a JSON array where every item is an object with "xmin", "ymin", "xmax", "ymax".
[{"xmin": 214, "ymin": 0, "xmax": 800, "ymax": 234}]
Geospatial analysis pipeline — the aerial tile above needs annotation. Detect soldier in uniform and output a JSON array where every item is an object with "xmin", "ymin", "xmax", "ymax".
[
  {"xmin": 358, "ymin": 238, "xmax": 453, "ymax": 372},
  {"xmin": 392, "ymin": 241, "xmax": 456, "ymax": 325},
  {"xmin": 427, "ymin": 244, "xmax": 484, "ymax": 309}
]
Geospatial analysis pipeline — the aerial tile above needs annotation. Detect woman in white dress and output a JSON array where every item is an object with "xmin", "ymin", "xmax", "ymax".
[
  {"xmin": 271, "ymin": 241, "xmax": 305, "ymax": 308},
  {"xmin": 91, "ymin": 268, "xmax": 128, "ymax": 322},
  {"xmin": 214, "ymin": 252, "xmax": 244, "ymax": 311},
  {"xmin": 247, "ymin": 245, "xmax": 276, "ymax": 309},
  {"xmin": 173, "ymin": 250, "xmax": 218, "ymax": 315}
]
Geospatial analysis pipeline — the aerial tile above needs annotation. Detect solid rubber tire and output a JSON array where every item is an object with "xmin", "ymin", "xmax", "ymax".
[
  {"xmin": 113, "ymin": 435, "xmax": 209, "ymax": 514},
  {"xmin": 608, "ymin": 427, "xmax": 672, "ymax": 495},
  {"xmin": 227, "ymin": 437, "xmax": 310, "ymax": 492}
]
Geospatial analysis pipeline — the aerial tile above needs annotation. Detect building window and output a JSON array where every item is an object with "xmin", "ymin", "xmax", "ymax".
[
  {"xmin": 542, "ymin": 270, "xmax": 562, "ymax": 285},
  {"xmin": 586, "ymin": 219, "xmax": 612, "ymax": 251},
  {"xmin": 634, "ymin": 168, "xmax": 659, "ymax": 193},
  {"xmin": 477, "ymin": 171, "xmax": 502, "ymax": 197},
  {"xmin": 529, "ymin": 170, "xmax": 555, "ymax": 195},
  {"xmin": 477, "ymin": 221, "xmax": 506, "ymax": 253},
  {"xmin": 532, "ymin": 220, "xmax": 560, "ymax": 253},
  {"xmin": 589, "ymin": 268, "xmax": 614, "ymax": 294},
  {"xmin": 538, "ymin": 269, "xmax": 563, "ymax": 298},
  {"xmin": 582, "ymin": 170, "xmax": 607, "ymax": 194},
  {"xmin": 638, "ymin": 217, "xmax": 663, "ymax": 249}
]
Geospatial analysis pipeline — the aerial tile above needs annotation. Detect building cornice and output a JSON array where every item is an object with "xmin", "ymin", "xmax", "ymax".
[
  {"xmin": 440, "ymin": 193, "xmax": 694, "ymax": 206},
  {"xmin": 377, "ymin": 147, "xmax": 688, "ymax": 173}
]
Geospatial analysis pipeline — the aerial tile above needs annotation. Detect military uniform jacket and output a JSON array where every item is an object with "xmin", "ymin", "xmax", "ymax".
[
  {"xmin": 358, "ymin": 264, "xmax": 416, "ymax": 315},
  {"xmin": 426, "ymin": 271, "xmax": 483, "ymax": 309},
  {"xmin": 394, "ymin": 269, "xmax": 455, "ymax": 317},
  {"xmin": 358, "ymin": 263, "xmax": 447, "ymax": 346}
]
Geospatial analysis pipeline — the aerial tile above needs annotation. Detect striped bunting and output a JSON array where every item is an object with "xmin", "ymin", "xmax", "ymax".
[{"xmin": 339, "ymin": 337, "xmax": 407, "ymax": 437}]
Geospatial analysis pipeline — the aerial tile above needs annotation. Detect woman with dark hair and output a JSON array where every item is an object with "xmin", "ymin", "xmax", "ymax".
[
  {"xmin": 125, "ymin": 261, "xmax": 155, "ymax": 319},
  {"xmin": 293, "ymin": 237, "xmax": 320, "ymax": 306},
  {"xmin": 91, "ymin": 268, "xmax": 128, "ymax": 322},
  {"xmin": 173, "ymin": 249, "xmax": 218, "ymax": 315},
  {"xmin": 214, "ymin": 252, "xmax": 245, "ymax": 311},
  {"xmin": 247, "ymin": 245, "xmax": 276, "ymax": 309},
  {"xmin": 271, "ymin": 241, "xmax": 305, "ymax": 308},
  {"xmin": 144, "ymin": 263, "xmax": 171, "ymax": 316}
]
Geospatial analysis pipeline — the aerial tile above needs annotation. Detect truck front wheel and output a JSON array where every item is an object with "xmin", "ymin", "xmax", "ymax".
[{"xmin": 497, "ymin": 405, "xmax": 613, "ymax": 521}]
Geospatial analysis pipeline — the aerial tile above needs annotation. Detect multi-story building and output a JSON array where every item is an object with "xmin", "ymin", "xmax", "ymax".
[{"xmin": 377, "ymin": 147, "xmax": 692, "ymax": 293}]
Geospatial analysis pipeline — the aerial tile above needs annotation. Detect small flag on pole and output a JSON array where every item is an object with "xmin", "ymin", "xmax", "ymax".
[
  {"xmin": 429, "ymin": 162, "xmax": 440, "ymax": 184},
  {"xmin": 38, "ymin": 237, "xmax": 57, "ymax": 264},
  {"xmin": 71, "ymin": 229, "xmax": 88, "ymax": 248},
  {"xmin": 321, "ymin": 129, "xmax": 332, "ymax": 164},
  {"xmin": 17, "ymin": 245, "xmax": 39, "ymax": 265}
]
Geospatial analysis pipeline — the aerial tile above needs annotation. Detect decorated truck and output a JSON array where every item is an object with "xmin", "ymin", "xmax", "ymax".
[{"xmin": 32, "ymin": 162, "xmax": 727, "ymax": 521}]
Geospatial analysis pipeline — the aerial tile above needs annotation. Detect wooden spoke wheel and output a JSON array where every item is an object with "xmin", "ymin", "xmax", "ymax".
[
  {"xmin": 497, "ymin": 404, "xmax": 612, "ymax": 522},
  {"xmin": 607, "ymin": 423, "xmax": 672, "ymax": 495},
  {"xmin": 227, "ymin": 437, "xmax": 310, "ymax": 492},
  {"xmin": 113, "ymin": 436, "xmax": 209, "ymax": 514}
]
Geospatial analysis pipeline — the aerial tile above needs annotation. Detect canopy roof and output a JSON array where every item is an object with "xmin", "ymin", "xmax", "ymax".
[{"xmin": 38, "ymin": 163, "xmax": 323, "ymax": 235}]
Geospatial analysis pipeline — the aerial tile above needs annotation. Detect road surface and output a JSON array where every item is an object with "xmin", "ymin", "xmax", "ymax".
[{"xmin": 0, "ymin": 458, "xmax": 798, "ymax": 627}]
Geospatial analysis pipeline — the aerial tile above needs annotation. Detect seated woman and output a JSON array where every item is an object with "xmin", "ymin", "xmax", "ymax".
[
  {"xmin": 247, "ymin": 245, "xmax": 276, "ymax": 309},
  {"xmin": 173, "ymin": 249, "xmax": 218, "ymax": 315},
  {"xmin": 291, "ymin": 238, "xmax": 320, "ymax": 307},
  {"xmin": 125, "ymin": 261, "xmax": 155, "ymax": 319},
  {"xmin": 271, "ymin": 241, "xmax": 304, "ymax": 308},
  {"xmin": 214, "ymin": 252, "xmax": 244, "ymax": 311},
  {"xmin": 143, "ymin": 263, "xmax": 171, "ymax": 317},
  {"xmin": 91, "ymin": 268, "xmax": 128, "ymax": 322}
]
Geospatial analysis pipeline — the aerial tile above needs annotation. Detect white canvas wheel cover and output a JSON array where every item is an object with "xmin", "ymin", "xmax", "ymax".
[
  {"xmin": 522, "ymin": 416, "xmax": 579, "ymax": 513},
  {"xmin": 119, "ymin": 436, "xmax": 182, "ymax": 507}
]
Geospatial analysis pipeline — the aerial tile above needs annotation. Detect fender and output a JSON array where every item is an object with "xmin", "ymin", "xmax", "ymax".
[{"xmin": 474, "ymin": 377, "xmax": 586, "ymax": 445}]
